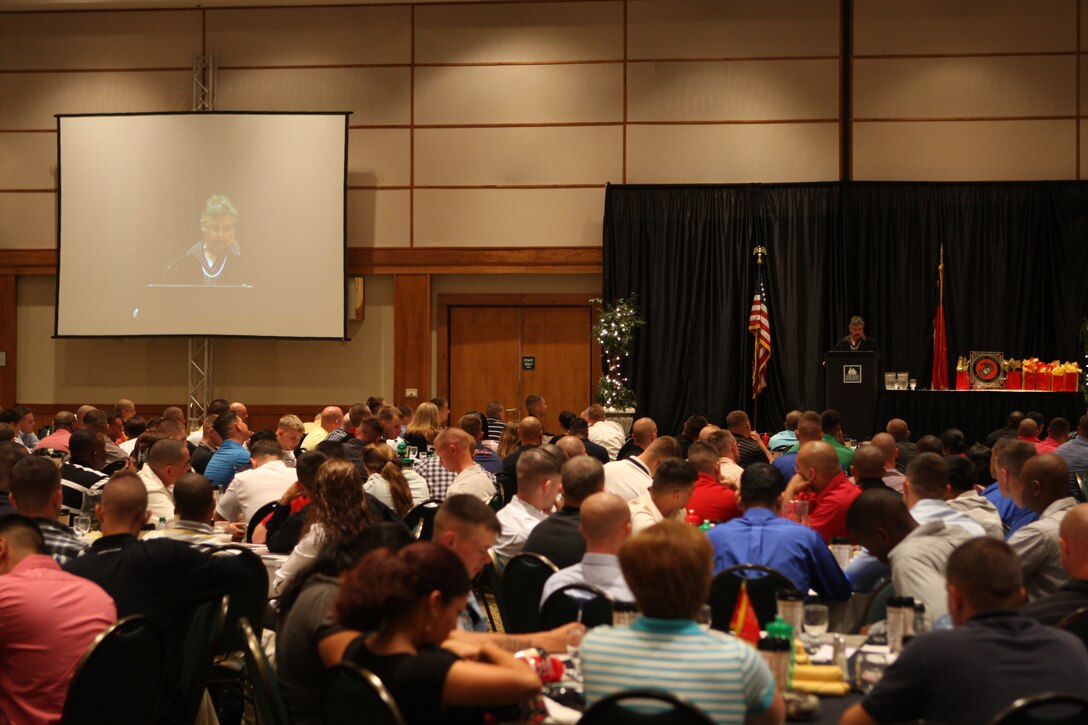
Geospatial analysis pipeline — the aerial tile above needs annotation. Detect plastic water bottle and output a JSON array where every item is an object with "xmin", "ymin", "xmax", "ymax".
[{"xmin": 157, "ymin": 516, "xmax": 167, "ymax": 530}]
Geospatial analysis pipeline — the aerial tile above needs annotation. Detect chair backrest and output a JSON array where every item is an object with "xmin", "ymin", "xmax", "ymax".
[
  {"xmin": 864, "ymin": 578, "xmax": 897, "ymax": 626},
  {"xmin": 61, "ymin": 616, "xmax": 165, "ymax": 725},
  {"xmin": 246, "ymin": 500, "xmax": 279, "ymax": 543},
  {"xmin": 540, "ymin": 583, "xmax": 615, "ymax": 630},
  {"xmin": 403, "ymin": 498, "xmax": 441, "ymax": 540},
  {"xmin": 988, "ymin": 692, "xmax": 1088, "ymax": 725},
  {"xmin": 708, "ymin": 564, "xmax": 795, "ymax": 630},
  {"xmin": 323, "ymin": 662, "xmax": 406, "ymax": 725},
  {"xmin": 579, "ymin": 688, "xmax": 716, "ymax": 725},
  {"xmin": 481, "ymin": 548, "xmax": 508, "ymax": 627},
  {"xmin": 239, "ymin": 617, "xmax": 291, "ymax": 725},
  {"xmin": 487, "ymin": 492, "xmax": 504, "ymax": 512},
  {"xmin": 502, "ymin": 552, "xmax": 559, "ymax": 633},
  {"xmin": 210, "ymin": 546, "xmax": 269, "ymax": 652},
  {"xmin": 1055, "ymin": 606, "xmax": 1088, "ymax": 650},
  {"xmin": 1075, "ymin": 472, "xmax": 1086, "ymax": 503},
  {"xmin": 171, "ymin": 594, "xmax": 229, "ymax": 725}
]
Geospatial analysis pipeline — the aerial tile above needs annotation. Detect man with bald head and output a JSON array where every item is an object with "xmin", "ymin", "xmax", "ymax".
[
  {"xmin": 499, "ymin": 416, "xmax": 545, "ymax": 502},
  {"xmin": 1017, "ymin": 418, "xmax": 1042, "ymax": 448},
  {"xmin": 115, "ymin": 398, "xmax": 136, "ymax": 423},
  {"xmin": 73, "ymin": 405, "xmax": 96, "ymax": 432},
  {"xmin": 440, "ymin": 426, "xmax": 497, "ymax": 503},
  {"xmin": 784, "ymin": 440, "xmax": 861, "ymax": 542},
  {"xmin": 618, "ymin": 417, "xmax": 657, "ymax": 461},
  {"xmin": 1008, "ymin": 453, "xmax": 1078, "ymax": 600},
  {"xmin": 851, "ymin": 444, "xmax": 896, "ymax": 492},
  {"xmin": 539, "ymin": 491, "xmax": 634, "ymax": 607},
  {"xmin": 525, "ymin": 456, "xmax": 606, "ymax": 568},
  {"xmin": 33, "ymin": 411, "xmax": 76, "ymax": 453},
  {"xmin": 139, "ymin": 438, "xmax": 191, "ymax": 524},
  {"xmin": 886, "ymin": 418, "xmax": 915, "ymax": 473},
  {"xmin": 772, "ymin": 412, "xmax": 821, "ymax": 483},
  {"xmin": 229, "ymin": 401, "xmax": 249, "ymax": 423},
  {"xmin": 604, "ymin": 435, "xmax": 682, "ymax": 502},
  {"xmin": 555, "ymin": 435, "xmax": 587, "ymax": 460},
  {"xmin": 871, "ymin": 432, "xmax": 905, "ymax": 492},
  {"xmin": 768, "ymin": 410, "xmax": 802, "ymax": 453},
  {"xmin": 1023, "ymin": 503, "xmax": 1088, "ymax": 624},
  {"xmin": 300, "ymin": 406, "xmax": 344, "ymax": 453},
  {"xmin": 494, "ymin": 447, "xmax": 562, "ymax": 566}
]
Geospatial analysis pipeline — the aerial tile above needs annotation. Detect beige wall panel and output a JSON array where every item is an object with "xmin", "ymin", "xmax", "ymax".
[
  {"xmin": 0, "ymin": 192, "xmax": 53, "ymax": 249},
  {"xmin": 415, "ymin": 126, "xmax": 622, "ymax": 186},
  {"xmin": 853, "ymin": 120, "xmax": 1074, "ymax": 180},
  {"xmin": 0, "ymin": 10, "xmax": 200, "ymax": 70},
  {"xmin": 206, "ymin": 6, "xmax": 410, "ymax": 67},
  {"xmin": 415, "ymin": 65, "xmax": 622, "ymax": 125},
  {"xmin": 414, "ymin": 188, "xmax": 604, "ymax": 247},
  {"xmin": 854, "ymin": 56, "xmax": 1075, "ymax": 119},
  {"xmin": 628, "ymin": 60, "xmax": 838, "ymax": 122},
  {"xmin": 0, "ymin": 132, "xmax": 55, "ymax": 189},
  {"xmin": 628, "ymin": 0, "xmax": 838, "ymax": 59},
  {"xmin": 416, "ymin": 1, "xmax": 622, "ymax": 63},
  {"xmin": 627, "ymin": 123, "xmax": 838, "ymax": 183},
  {"xmin": 16, "ymin": 273, "xmax": 395, "ymax": 405},
  {"xmin": 0, "ymin": 71, "xmax": 191, "ymax": 130},
  {"xmin": 216, "ymin": 68, "xmax": 409, "ymax": 126},
  {"xmin": 348, "ymin": 129, "xmax": 410, "ymax": 187},
  {"xmin": 348, "ymin": 189, "xmax": 409, "ymax": 248},
  {"xmin": 855, "ymin": 0, "xmax": 1075, "ymax": 55}
]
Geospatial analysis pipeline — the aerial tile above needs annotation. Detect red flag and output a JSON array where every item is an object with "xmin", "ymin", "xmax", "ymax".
[
  {"xmin": 931, "ymin": 246, "xmax": 949, "ymax": 390},
  {"xmin": 749, "ymin": 250, "xmax": 771, "ymax": 399},
  {"xmin": 730, "ymin": 580, "xmax": 761, "ymax": 644}
]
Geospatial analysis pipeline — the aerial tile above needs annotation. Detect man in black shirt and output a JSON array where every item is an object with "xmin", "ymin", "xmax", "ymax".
[
  {"xmin": 568, "ymin": 418, "xmax": 609, "ymax": 465},
  {"xmin": 725, "ymin": 410, "xmax": 772, "ymax": 468},
  {"xmin": 832, "ymin": 315, "xmax": 879, "ymax": 352},
  {"xmin": 524, "ymin": 456, "xmax": 605, "ymax": 569},
  {"xmin": 850, "ymin": 445, "xmax": 896, "ymax": 493},
  {"xmin": 617, "ymin": 418, "xmax": 657, "ymax": 461},
  {"xmin": 500, "ymin": 417, "xmax": 544, "ymax": 503}
]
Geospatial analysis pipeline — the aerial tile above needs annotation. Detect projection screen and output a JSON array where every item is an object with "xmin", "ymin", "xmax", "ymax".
[{"xmin": 56, "ymin": 112, "xmax": 348, "ymax": 339}]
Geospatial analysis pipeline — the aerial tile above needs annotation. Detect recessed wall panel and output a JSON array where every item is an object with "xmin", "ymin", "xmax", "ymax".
[
  {"xmin": 348, "ymin": 189, "xmax": 410, "ymax": 248},
  {"xmin": 348, "ymin": 129, "xmax": 410, "ymax": 187},
  {"xmin": 0, "ymin": 132, "xmax": 56, "ymax": 189},
  {"xmin": 0, "ymin": 192, "xmax": 54, "ymax": 249}
]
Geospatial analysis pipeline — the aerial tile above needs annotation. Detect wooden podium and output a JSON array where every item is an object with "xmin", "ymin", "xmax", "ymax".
[{"xmin": 825, "ymin": 351, "xmax": 879, "ymax": 440}]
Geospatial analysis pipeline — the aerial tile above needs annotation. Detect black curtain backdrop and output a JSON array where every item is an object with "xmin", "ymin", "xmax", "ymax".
[{"xmin": 603, "ymin": 182, "xmax": 1088, "ymax": 437}]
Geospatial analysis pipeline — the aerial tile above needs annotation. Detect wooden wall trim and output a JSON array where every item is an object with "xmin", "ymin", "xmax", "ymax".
[
  {"xmin": 0, "ymin": 247, "xmax": 601, "ymax": 276},
  {"xmin": 0, "ymin": 275, "xmax": 16, "ymax": 409},
  {"xmin": 393, "ymin": 274, "xmax": 431, "ymax": 408}
]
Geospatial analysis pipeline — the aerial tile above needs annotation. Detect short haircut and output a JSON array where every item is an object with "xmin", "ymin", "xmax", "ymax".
[
  {"xmin": 69, "ymin": 428, "xmax": 103, "ymax": 462},
  {"xmin": 123, "ymin": 415, "xmax": 147, "ymax": 439},
  {"xmin": 173, "ymin": 473, "xmax": 215, "ymax": 522},
  {"xmin": 250, "ymin": 438, "xmax": 284, "ymax": 461},
  {"xmin": 940, "ymin": 428, "xmax": 966, "ymax": 455},
  {"xmin": 579, "ymin": 492, "xmax": 630, "ymax": 541},
  {"xmin": 644, "ymin": 436, "xmax": 682, "ymax": 460},
  {"xmin": 820, "ymin": 409, "xmax": 841, "ymax": 435},
  {"xmin": 796, "ymin": 418, "xmax": 823, "ymax": 444},
  {"xmin": 620, "ymin": 521, "xmax": 712, "ymax": 619},
  {"xmin": 1049, "ymin": 417, "xmax": 1071, "ymax": 437},
  {"xmin": 946, "ymin": 455, "xmax": 977, "ymax": 494},
  {"xmin": 724, "ymin": 410, "xmax": 748, "ymax": 429},
  {"xmin": 430, "ymin": 397, "xmax": 448, "ymax": 410},
  {"xmin": 560, "ymin": 456, "xmax": 605, "ymax": 505},
  {"xmin": 946, "ymin": 537, "xmax": 1023, "ymax": 612},
  {"xmin": 516, "ymin": 447, "xmax": 563, "ymax": 492},
  {"xmin": 365, "ymin": 396, "xmax": 386, "ymax": 413},
  {"xmin": 82, "ymin": 408, "xmax": 108, "ymax": 431},
  {"xmin": 296, "ymin": 451, "xmax": 328, "ymax": 488},
  {"xmin": 846, "ymin": 487, "xmax": 909, "ymax": 539},
  {"xmin": 525, "ymin": 394, "xmax": 543, "ymax": 411},
  {"xmin": 377, "ymin": 406, "xmax": 399, "ymax": 422},
  {"xmin": 1078, "ymin": 414, "xmax": 1088, "ymax": 437},
  {"xmin": 740, "ymin": 462, "xmax": 785, "ymax": 507},
  {"xmin": 784, "ymin": 410, "xmax": 802, "ymax": 431},
  {"xmin": 249, "ymin": 430, "xmax": 277, "ymax": 447},
  {"xmin": 277, "ymin": 414, "xmax": 305, "ymax": 433},
  {"xmin": 0, "ymin": 410, "xmax": 18, "ymax": 426},
  {"xmin": 102, "ymin": 472, "xmax": 149, "ymax": 524},
  {"xmin": 687, "ymin": 441, "xmax": 720, "ymax": 474},
  {"xmin": 155, "ymin": 418, "xmax": 185, "ymax": 440},
  {"xmin": 993, "ymin": 438, "xmax": 1037, "ymax": 477},
  {"xmin": 485, "ymin": 401, "xmax": 503, "ymax": 418},
  {"xmin": 585, "ymin": 404, "xmax": 606, "ymax": 422},
  {"xmin": 0, "ymin": 442, "xmax": 29, "ymax": 488},
  {"xmin": 850, "ymin": 316, "xmax": 864, "ymax": 326},
  {"xmin": 346, "ymin": 404, "xmax": 370, "ymax": 428},
  {"xmin": 457, "ymin": 414, "xmax": 482, "ymax": 439},
  {"xmin": 0, "ymin": 423, "xmax": 15, "ymax": 442},
  {"xmin": 12, "ymin": 405, "xmax": 32, "ymax": 419},
  {"xmin": 968, "ymin": 444, "xmax": 994, "ymax": 486},
  {"xmin": 397, "ymin": 405, "xmax": 412, "ymax": 419},
  {"xmin": 557, "ymin": 410, "xmax": 577, "ymax": 430},
  {"xmin": 681, "ymin": 415, "xmax": 709, "ymax": 440},
  {"xmin": 916, "ymin": 435, "xmax": 944, "ymax": 455},
  {"xmin": 207, "ymin": 399, "xmax": 230, "ymax": 416},
  {"xmin": 852, "ymin": 444, "xmax": 886, "ymax": 479},
  {"xmin": 146, "ymin": 438, "xmax": 187, "ymax": 469},
  {"xmin": 434, "ymin": 493, "xmax": 501, "ymax": 536},
  {"xmin": 651, "ymin": 458, "xmax": 698, "ymax": 493},
  {"xmin": 9, "ymin": 456, "xmax": 61, "ymax": 510},
  {"xmin": 0, "ymin": 514, "xmax": 44, "ymax": 554},
  {"xmin": 213, "ymin": 411, "xmax": 239, "ymax": 440},
  {"xmin": 706, "ymin": 430, "xmax": 737, "ymax": 458},
  {"xmin": 568, "ymin": 418, "xmax": 589, "ymax": 436},
  {"xmin": 905, "ymin": 452, "xmax": 949, "ymax": 498},
  {"xmin": 358, "ymin": 417, "xmax": 383, "ymax": 437},
  {"xmin": 314, "ymin": 440, "xmax": 346, "ymax": 459}
]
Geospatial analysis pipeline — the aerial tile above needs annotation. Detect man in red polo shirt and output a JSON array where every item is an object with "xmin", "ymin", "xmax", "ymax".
[
  {"xmin": 685, "ymin": 442, "xmax": 741, "ymax": 524},
  {"xmin": 785, "ymin": 441, "xmax": 861, "ymax": 542}
]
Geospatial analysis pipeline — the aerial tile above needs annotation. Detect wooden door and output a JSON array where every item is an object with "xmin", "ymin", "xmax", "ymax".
[
  {"xmin": 449, "ymin": 307, "xmax": 521, "ymax": 420},
  {"xmin": 520, "ymin": 307, "xmax": 592, "ymax": 432}
]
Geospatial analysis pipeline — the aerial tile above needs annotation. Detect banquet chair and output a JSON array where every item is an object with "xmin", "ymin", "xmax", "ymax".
[
  {"xmin": 476, "ymin": 548, "xmax": 507, "ymax": 631},
  {"xmin": 863, "ymin": 579, "xmax": 897, "ymax": 627},
  {"xmin": 502, "ymin": 552, "xmax": 559, "ymax": 633},
  {"xmin": 207, "ymin": 546, "xmax": 270, "ymax": 697},
  {"xmin": 1055, "ymin": 606, "xmax": 1088, "ymax": 650},
  {"xmin": 403, "ymin": 498, "xmax": 441, "ymax": 540},
  {"xmin": 246, "ymin": 500, "xmax": 278, "ymax": 543},
  {"xmin": 540, "ymin": 583, "xmax": 615, "ymax": 629},
  {"xmin": 239, "ymin": 617, "xmax": 290, "ymax": 725},
  {"xmin": 170, "ymin": 594, "xmax": 229, "ymax": 725},
  {"xmin": 579, "ymin": 688, "xmax": 715, "ymax": 724},
  {"xmin": 988, "ymin": 692, "xmax": 1088, "ymax": 725},
  {"xmin": 323, "ymin": 662, "xmax": 406, "ymax": 725},
  {"xmin": 708, "ymin": 564, "xmax": 794, "ymax": 630},
  {"xmin": 61, "ymin": 616, "xmax": 164, "ymax": 725}
]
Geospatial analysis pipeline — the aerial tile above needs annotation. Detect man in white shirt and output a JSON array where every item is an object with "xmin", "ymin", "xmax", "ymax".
[
  {"xmin": 275, "ymin": 414, "xmax": 305, "ymax": 467},
  {"xmin": 1008, "ymin": 454, "xmax": 1079, "ymax": 600},
  {"xmin": 628, "ymin": 458, "xmax": 697, "ymax": 534},
  {"xmin": 438, "ymin": 427, "xmax": 497, "ymax": 502},
  {"xmin": 584, "ymin": 405, "xmax": 625, "ymax": 461},
  {"xmin": 494, "ymin": 447, "xmax": 562, "ymax": 567},
  {"xmin": 604, "ymin": 436, "xmax": 682, "ymax": 501},
  {"xmin": 706, "ymin": 430, "xmax": 744, "ymax": 489},
  {"xmin": 540, "ymin": 491, "xmax": 635, "ymax": 607},
  {"xmin": 138, "ymin": 438, "xmax": 191, "ymax": 524},
  {"xmin": 215, "ymin": 439, "xmax": 297, "ymax": 526},
  {"xmin": 377, "ymin": 405, "xmax": 406, "ymax": 450},
  {"xmin": 143, "ymin": 473, "xmax": 220, "ymax": 548}
]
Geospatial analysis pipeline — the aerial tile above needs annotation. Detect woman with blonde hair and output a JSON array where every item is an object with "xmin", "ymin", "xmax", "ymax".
[
  {"xmin": 496, "ymin": 421, "xmax": 521, "ymax": 459},
  {"xmin": 272, "ymin": 458, "xmax": 374, "ymax": 595},
  {"xmin": 363, "ymin": 444, "xmax": 431, "ymax": 516},
  {"xmin": 404, "ymin": 401, "xmax": 441, "ymax": 451}
]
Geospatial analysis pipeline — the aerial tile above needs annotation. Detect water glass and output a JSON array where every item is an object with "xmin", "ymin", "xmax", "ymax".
[
  {"xmin": 909, "ymin": 378, "xmax": 917, "ymax": 391},
  {"xmin": 803, "ymin": 604, "xmax": 830, "ymax": 638},
  {"xmin": 566, "ymin": 627, "xmax": 585, "ymax": 681},
  {"xmin": 74, "ymin": 515, "xmax": 92, "ymax": 535},
  {"xmin": 783, "ymin": 499, "xmax": 809, "ymax": 526},
  {"xmin": 853, "ymin": 651, "xmax": 892, "ymax": 694}
]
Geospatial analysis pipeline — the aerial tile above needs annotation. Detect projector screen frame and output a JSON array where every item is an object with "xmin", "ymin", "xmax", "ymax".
[{"xmin": 53, "ymin": 109, "xmax": 351, "ymax": 341}]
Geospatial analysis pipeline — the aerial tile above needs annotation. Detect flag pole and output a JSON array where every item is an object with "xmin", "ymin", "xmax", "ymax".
[{"xmin": 752, "ymin": 245, "xmax": 767, "ymax": 423}]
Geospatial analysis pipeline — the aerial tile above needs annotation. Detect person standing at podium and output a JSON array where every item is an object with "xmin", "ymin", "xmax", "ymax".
[{"xmin": 833, "ymin": 315, "xmax": 879, "ymax": 352}]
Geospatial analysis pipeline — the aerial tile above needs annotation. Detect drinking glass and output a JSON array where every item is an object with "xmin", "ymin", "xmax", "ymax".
[
  {"xmin": 566, "ymin": 627, "xmax": 585, "ymax": 682},
  {"xmin": 74, "ymin": 515, "xmax": 92, "ymax": 535},
  {"xmin": 695, "ymin": 604, "xmax": 712, "ymax": 632},
  {"xmin": 909, "ymin": 378, "xmax": 917, "ymax": 391},
  {"xmin": 803, "ymin": 604, "xmax": 830, "ymax": 638},
  {"xmin": 783, "ymin": 499, "xmax": 809, "ymax": 526},
  {"xmin": 853, "ymin": 651, "xmax": 892, "ymax": 694}
]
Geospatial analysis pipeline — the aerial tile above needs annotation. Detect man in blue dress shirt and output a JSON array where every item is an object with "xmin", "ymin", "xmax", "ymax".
[{"xmin": 203, "ymin": 410, "xmax": 253, "ymax": 489}]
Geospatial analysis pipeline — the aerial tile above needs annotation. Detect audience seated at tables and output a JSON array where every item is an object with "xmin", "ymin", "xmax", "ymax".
[
  {"xmin": 0, "ymin": 514, "xmax": 116, "ymax": 725},
  {"xmin": 524, "ymin": 455, "xmax": 605, "ymax": 569},
  {"xmin": 138, "ymin": 438, "xmax": 191, "ymax": 524},
  {"xmin": 0, "ymin": 442, "xmax": 25, "ymax": 519},
  {"xmin": 1055, "ymin": 413, "xmax": 1088, "ymax": 500},
  {"xmin": 215, "ymin": 438, "xmax": 297, "ymax": 526},
  {"xmin": 276, "ymin": 524, "xmax": 413, "ymax": 725},
  {"xmin": 81, "ymin": 408, "xmax": 130, "ymax": 469},
  {"xmin": 203, "ymin": 410, "xmax": 253, "ymax": 489},
  {"xmin": 945, "ymin": 455, "xmax": 1004, "ymax": 539},
  {"xmin": 581, "ymin": 520, "xmax": 785, "ymax": 725},
  {"xmin": 817, "ymin": 409, "xmax": 855, "ymax": 470},
  {"xmin": 437, "ymin": 427, "xmax": 498, "ymax": 503},
  {"xmin": 363, "ymin": 443, "xmax": 429, "ymax": 517},
  {"xmin": 841, "ymin": 538, "xmax": 1088, "ymax": 725},
  {"xmin": 539, "ymin": 491, "xmax": 635, "ymax": 607},
  {"xmin": 709, "ymin": 463, "xmax": 851, "ymax": 602},
  {"xmin": 494, "ymin": 447, "xmax": 563, "ymax": 567},
  {"xmin": 143, "ymin": 473, "xmax": 220, "ymax": 547},
  {"xmin": 784, "ymin": 441, "xmax": 861, "ymax": 543},
  {"xmin": 1007, "ymin": 453, "xmax": 1077, "ymax": 601},
  {"xmin": 9, "ymin": 456, "xmax": 86, "ymax": 564},
  {"xmin": 1016, "ymin": 418, "xmax": 1043, "ymax": 448},
  {"xmin": 376, "ymin": 405, "xmax": 406, "ymax": 450},
  {"xmin": 847, "ymin": 488, "xmax": 976, "ymax": 623},
  {"xmin": 336, "ymin": 542, "xmax": 543, "ymax": 724},
  {"xmin": 617, "ymin": 416, "xmax": 656, "ymax": 461},
  {"xmin": 460, "ymin": 413, "xmax": 503, "ymax": 475},
  {"xmin": 772, "ymin": 413, "xmax": 822, "ymax": 485},
  {"xmin": 1022, "ymin": 502, "xmax": 1088, "ymax": 624},
  {"xmin": 259, "ymin": 451, "xmax": 324, "ymax": 551},
  {"xmin": 324, "ymin": 404, "xmax": 367, "ymax": 446},
  {"xmin": 869, "ymin": 433, "xmax": 906, "ymax": 493},
  {"xmin": 603, "ymin": 435, "xmax": 679, "ymax": 502},
  {"xmin": 628, "ymin": 458, "xmax": 698, "ymax": 534},
  {"xmin": 984, "ymin": 438, "xmax": 1040, "ymax": 535},
  {"xmin": 685, "ymin": 442, "xmax": 740, "ymax": 524}
]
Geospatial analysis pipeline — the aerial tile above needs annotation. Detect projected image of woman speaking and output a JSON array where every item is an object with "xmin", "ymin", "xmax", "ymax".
[{"xmin": 163, "ymin": 194, "xmax": 249, "ymax": 287}]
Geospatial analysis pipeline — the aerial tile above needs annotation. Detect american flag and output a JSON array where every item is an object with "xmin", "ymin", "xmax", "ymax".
[{"xmin": 748, "ymin": 256, "xmax": 771, "ymax": 398}]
